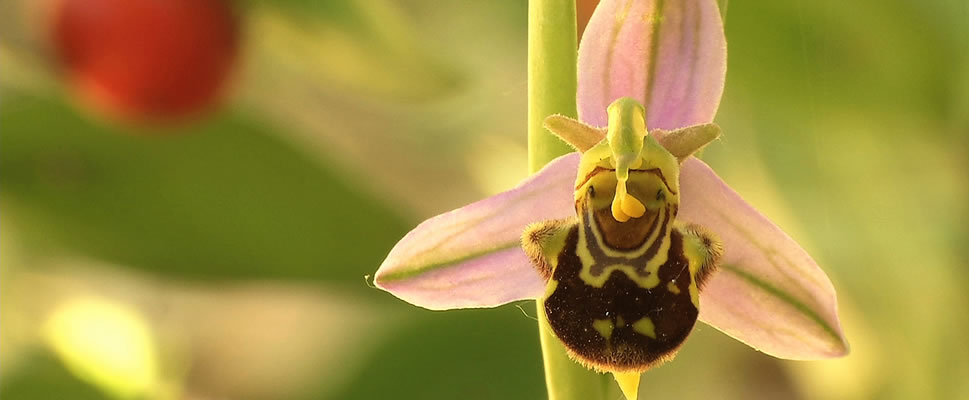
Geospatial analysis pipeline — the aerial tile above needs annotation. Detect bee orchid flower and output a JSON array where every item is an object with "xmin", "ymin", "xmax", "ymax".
[{"xmin": 374, "ymin": 0, "xmax": 847, "ymax": 398}]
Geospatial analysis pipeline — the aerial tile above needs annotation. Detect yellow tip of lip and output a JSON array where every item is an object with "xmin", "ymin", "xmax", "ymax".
[{"xmin": 613, "ymin": 371, "xmax": 641, "ymax": 400}]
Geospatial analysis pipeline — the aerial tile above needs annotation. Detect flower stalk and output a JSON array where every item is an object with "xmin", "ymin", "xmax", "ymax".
[
  {"xmin": 527, "ymin": 0, "xmax": 579, "ymax": 172},
  {"xmin": 528, "ymin": 1, "xmax": 616, "ymax": 399}
]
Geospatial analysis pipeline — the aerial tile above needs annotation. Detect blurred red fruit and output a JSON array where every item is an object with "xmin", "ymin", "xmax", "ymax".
[{"xmin": 51, "ymin": 0, "xmax": 238, "ymax": 122}]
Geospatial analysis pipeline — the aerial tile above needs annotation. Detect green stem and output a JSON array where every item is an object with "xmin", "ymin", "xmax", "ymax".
[
  {"xmin": 527, "ymin": 1, "xmax": 614, "ymax": 399},
  {"xmin": 527, "ymin": 0, "xmax": 579, "ymax": 172}
]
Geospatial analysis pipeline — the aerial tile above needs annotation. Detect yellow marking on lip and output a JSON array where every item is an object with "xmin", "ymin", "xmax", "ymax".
[
  {"xmin": 583, "ymin": 197, "xmax": 670, "ymax": 260},
  {"xmin": 576, "ymin": 230, "xmax": 598, "ymax": 275},
  {"xmin": 593, "ymin": 319, "xmax": 615, "ymax": 340},
  {"xmin": 632, "ymin": 317, "xmax": 657, "ymax": 339},
  {"xmin": 576, "ymin": 203, "xmax": 671, "ymax": 287},
  {"xmin": 576, "ymin": 209, "xmax": 663, "ymax": 289},
  {"xmin": 543, "ymin": 279, "xmax": 559, "ymax": 299},
  {"xmin": 689, "ymin": 282, "xmax": 700, "ymax": 308},
  {"xmin": 578, "ymin": 263, "xmax": 662, "ymax": 289}
]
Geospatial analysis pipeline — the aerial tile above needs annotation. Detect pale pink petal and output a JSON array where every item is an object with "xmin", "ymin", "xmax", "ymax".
[
  {"xmin": 680, "ymin": 158, "xmax": 849, "ymax": 359},
  {"xmin": 577, "ymin": 0, "xmax": 727, "ymax": 130},
  {"xmin": 374, "ymin": 154, "xmax": 581, "ymax": 310}
]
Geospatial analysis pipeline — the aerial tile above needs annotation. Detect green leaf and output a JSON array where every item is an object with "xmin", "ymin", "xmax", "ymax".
[
  {"xmin": 331, "ymin": 307, "xmax": 546, "ymax": 400},
  {"xmin": 0, "ymin": 94, "xmax": 409, "ymax": 283},
  {"xmin": 0, "ymin": 353, "xmax": 111, "ymax": 400}
]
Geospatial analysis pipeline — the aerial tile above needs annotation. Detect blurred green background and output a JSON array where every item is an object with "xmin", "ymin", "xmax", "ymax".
[{"xmin": 1, "ymin": 0, "xmax": 967, "ymax": 399}]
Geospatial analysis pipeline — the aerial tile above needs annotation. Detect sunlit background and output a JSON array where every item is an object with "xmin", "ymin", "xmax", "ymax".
[{"xmin": 1, "ymin": 0, "xmax": 967, "ymax": 399}]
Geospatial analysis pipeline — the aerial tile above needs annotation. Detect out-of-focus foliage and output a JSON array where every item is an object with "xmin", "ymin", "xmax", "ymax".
[
  {"xmin": 0, "ymin": 95, "xmax": 408, "ymax": 283},
  {"xmin": 1, "ymin": 0, "xmax": 967, "ymax": 400}
]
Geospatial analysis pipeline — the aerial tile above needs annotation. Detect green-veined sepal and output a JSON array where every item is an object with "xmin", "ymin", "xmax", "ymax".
[
  {"xmin": 373, "ymin": 154, "xmax": 580, "ymax": 310},
  {"xmin": 681, "ymin": 158, "xmax": 850, "ymax": 359}
]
